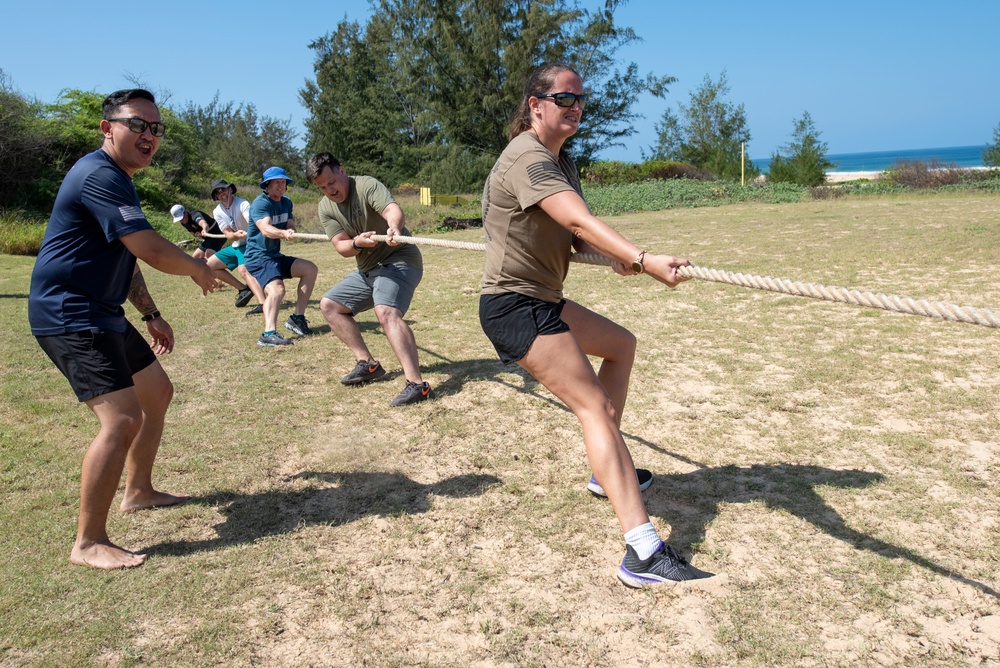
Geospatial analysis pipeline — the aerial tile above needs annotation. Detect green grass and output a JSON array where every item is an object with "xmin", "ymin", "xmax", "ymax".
[
  {"xmin": 2, "ymin": 191, "xmax": 999, "ymax": 666},
  {"xmin": 0, "ymin": 209, "xmax": 47, "ymax": 255}
]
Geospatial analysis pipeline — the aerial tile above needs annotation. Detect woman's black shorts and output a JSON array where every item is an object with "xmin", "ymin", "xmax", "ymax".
[{"xmin": 479, "ymin": 292, "xmax": 569, "ymax": 364}]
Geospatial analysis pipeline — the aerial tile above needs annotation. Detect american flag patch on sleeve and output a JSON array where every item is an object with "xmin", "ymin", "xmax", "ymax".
[
  {"xmin": 526, "ymin": 161, "xmax": 565, "ymax": 187},
  {"xmin": 119, "ymin": 205, "xmax": 145, "ymax": 222}
]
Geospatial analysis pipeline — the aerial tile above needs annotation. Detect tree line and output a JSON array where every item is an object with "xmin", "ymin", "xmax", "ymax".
[
  {"xmin": 0, "ymin": 69, "xmax": 302, "ymax": 213},
  {"xmin": 4, "ymin": 0, "xmax": 1000, "ymax": 219}
]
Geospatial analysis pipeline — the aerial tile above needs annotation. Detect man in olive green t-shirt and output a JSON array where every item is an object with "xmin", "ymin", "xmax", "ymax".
[{"xmin": 305, "ymin": 152, "xmax": 434, "ymax": 407}]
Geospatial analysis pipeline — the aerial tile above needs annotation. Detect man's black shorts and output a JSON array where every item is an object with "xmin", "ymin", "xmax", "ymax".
[
  {"xmin": 479, "ymin": 292, "xmax": 569, "ymax": 365},
  {"xmin": 35, "ymin": 322, "xmax": 158, "ymax": 402},
  {"xmin": 199, "ymin": 236, "xmax": 226, "ymax": 253}
]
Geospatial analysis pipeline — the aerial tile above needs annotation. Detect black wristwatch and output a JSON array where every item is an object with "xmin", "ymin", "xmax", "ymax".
[
  {"xmin": 352, "ymin": 239, "xmax": 362, "ymax": 252},
  {"xmin": 141, "ymin": 310, "xmax": 161, "ymax": 322},
  {"xmin": 630, "ymin": 250, "xmax": 647, "ymax": 274}
]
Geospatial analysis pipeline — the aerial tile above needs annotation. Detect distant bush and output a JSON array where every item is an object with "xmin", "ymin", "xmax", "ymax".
[
  {"xmin": 394, "ymin": 182, "xmax": 421, "ymax": 196},
  {"xmin": 812, "ymin": 169, "xmax": 1000, "ymax": 198},
  {"xmin": 582, "ymin": 160, "xmax": 711, "ymax": 186},
  {"xmin": 882, "ymin": 160, "xmax": 968, "ymax": 188}
]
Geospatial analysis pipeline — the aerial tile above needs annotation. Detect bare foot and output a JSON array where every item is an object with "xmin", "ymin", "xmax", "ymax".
[
  {"xmin": 120, "ymin": 490, "xmax": 191, "ymax": 513},
  {"xmin": 70, "ymin": 541, "xmax": 147, "ymax": 570}
]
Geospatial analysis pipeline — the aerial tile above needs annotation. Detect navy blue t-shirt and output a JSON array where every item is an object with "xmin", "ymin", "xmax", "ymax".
[{"xmin": 28, "ymin": 149, "xmax": 154, "ymax": 335}]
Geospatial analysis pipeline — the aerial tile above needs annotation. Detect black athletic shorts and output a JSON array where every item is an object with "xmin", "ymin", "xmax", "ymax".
[
  {"xmin": 35, "ymin": 321, "xmax": 158, "ymax": 402},
  {"xmin": 479, "ymin": 292, "xmax": 569, "ymax": 365},
  {"xmin": 199, "ymin": 236, "xmax": 226, "ymax": 253}
]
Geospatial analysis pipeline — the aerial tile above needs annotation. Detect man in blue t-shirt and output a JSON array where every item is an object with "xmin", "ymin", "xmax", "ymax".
[
  {"xmin": 28, "ymin": 88, "xmax": 217, "ymax": 570},
  {"xmin": 244, "ymin": 166, "xmax": 318, "ymax": 347}
]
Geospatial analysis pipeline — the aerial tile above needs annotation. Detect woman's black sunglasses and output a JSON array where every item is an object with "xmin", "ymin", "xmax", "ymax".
[
  {"xmin": 536, "ymin": 92, "xmax": 587, "ymax": 109},
  {"xmin": 108, "ymin": 117, "xmax": 167, "ymax": 137}
]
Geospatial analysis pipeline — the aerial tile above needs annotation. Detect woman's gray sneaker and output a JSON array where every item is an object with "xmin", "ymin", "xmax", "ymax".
[
  {"xmin": 617, "ymin": 542, "xmax": 714, "ymax": 588},
  {"xmin": 587, "ymin": 468, "xmax": 653, "ymax": 497}
]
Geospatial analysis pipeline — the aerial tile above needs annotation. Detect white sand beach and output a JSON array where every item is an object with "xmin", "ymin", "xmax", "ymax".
[{"xmin": 824, "ymin": 171, "xmax": 881, "ymax": 183}]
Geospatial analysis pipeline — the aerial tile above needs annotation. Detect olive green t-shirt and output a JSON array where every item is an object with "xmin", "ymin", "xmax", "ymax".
[
  {"xmin": 318, "ymin": 175, "xmax": 421, "ymax": 273},
  {"xmin": 480, "ymin": 132, "xmax": 581, "ymax": 302}
]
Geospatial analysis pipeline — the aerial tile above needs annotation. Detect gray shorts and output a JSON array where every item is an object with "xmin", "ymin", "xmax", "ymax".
[{"xmin": 323, "ymin": 262, "xmax": 423, "ymax": 315}]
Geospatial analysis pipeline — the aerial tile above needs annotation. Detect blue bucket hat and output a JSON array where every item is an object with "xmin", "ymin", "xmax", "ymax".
[{"xmin": 259, "ymin": 166, "xmax": 293, "ymax": 189}]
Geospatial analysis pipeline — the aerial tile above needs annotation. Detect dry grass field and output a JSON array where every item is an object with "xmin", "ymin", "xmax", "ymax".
[{"xmin": 1, "ymin": 192, "xmax": 998, "ymax": 666}]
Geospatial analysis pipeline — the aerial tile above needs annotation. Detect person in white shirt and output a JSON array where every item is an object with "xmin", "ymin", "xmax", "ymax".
[{"xmin": 206, "ymin": 179, "xmax": 265, "ymax": 313}]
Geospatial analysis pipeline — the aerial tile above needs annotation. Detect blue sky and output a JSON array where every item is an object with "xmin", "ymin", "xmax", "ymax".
[{"xmin": 3, "ymin": 1, "xmax": 998, "ymax": 162}]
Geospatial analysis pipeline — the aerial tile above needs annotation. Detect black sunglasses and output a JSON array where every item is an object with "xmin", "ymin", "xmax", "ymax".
[
  {"xmin": 108, "ymin": 117, "xmax": 167, "ymax": 137},
  {"xmin": 536, "ymin": 92, "xmax": 587, "ymax": 109}
]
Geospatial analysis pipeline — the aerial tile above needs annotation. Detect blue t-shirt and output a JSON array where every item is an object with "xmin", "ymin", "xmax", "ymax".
[
  {"xmin": 245, "ymin": 193, "xmax": 293, "ymax": 263},
  {"xmin": 28, "ymin": 149, "xmax": 153, "ymax": 336}
]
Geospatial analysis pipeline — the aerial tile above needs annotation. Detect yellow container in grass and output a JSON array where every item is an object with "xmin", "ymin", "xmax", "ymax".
[{"xmin": 420, "ymin": 187, "xmax": 468, "ymax": 207}]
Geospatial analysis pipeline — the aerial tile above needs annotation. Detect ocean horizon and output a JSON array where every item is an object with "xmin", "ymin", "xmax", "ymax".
[{"xmin": 752, "ymin": 144, "xmax": 988, "ymax": 174}]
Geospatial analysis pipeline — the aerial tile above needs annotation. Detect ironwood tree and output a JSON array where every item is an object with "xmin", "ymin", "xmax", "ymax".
[
  {"xmin": 301, "ymin": 0, "xmax": 674, "ymax": 190},
  {"xmin": 984, "ymin": 122, "xmax": 1000, "ymax": 167},
  {"xmin": 768, "ymin": 111, "xmax": 834, "ymax": 186},
  {"xmin": 651, "ymin": 70, "xmax": 757, "ymax": 182}
]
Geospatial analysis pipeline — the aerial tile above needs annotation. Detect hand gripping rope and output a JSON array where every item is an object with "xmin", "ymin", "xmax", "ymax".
[{"xmin": 202, "ymin": 231, "xmax": 1000, "ymax": 328}]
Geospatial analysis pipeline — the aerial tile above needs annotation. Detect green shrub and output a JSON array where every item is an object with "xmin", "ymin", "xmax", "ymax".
[
  {"xmin": 0, "ymin": 209, "xmax": 47, "ymax": 256},
  {"xmin": 581, "ymin": 159, "xmax": 709, "ymax": 186},
  {"xmin": 395, "ymin": 182, "xmax": 421, "ymax": 196},
  {"xmin": 883, "ymin": 160, "xmax": 964, "ymax": 188}
]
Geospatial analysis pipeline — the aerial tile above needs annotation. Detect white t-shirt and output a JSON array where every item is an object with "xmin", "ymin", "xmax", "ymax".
[{"xmin": 213, "ymin": 196, "xmax": 251, "ymax": 247}]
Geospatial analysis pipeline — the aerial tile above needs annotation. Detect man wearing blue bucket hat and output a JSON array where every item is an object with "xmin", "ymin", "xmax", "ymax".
[{"xmin": 244, "ymin": 166, "xmax": 318, "ymax": 347}]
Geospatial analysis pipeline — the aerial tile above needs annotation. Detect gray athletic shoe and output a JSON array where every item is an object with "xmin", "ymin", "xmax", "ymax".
[
  {"xmin": 340, "ymin": 360, "xmax": 386, "ymax": 385},
  {"xmin": 284, "ymin": 314, "xmax": 312, "ymax": 336},
  {"xmin": 587, "ymin": 468, "xmax": 653, "ymax": 497},
  {"xmin": 390, "ymin": 381, "xmax": 435, "ymax": 406},
  {"xmin": 235, "ymin": 287, "xmax": 254, "ymax": 308},
  {"xmin": 617, "ymin": 542, "xmax": 714, "ymax": 588},
  {"xmin": 258, "ymin": 332, "xmax": 293, "ymax": 347},
  {"xmin": 245, "ymin": 304, "xmax": 263, "ymax": 317}
]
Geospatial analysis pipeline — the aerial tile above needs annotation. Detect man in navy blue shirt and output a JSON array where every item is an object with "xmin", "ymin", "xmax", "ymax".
[{"xmin": 28, "ymin": 89, "xmax": 217, "ymax": 570}]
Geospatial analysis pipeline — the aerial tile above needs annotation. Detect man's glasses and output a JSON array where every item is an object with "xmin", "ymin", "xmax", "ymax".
[
  {"xmin": 536, "ymin": 92, "xmax": 587, "ymax": 109},
  {"xmin": 107, "ymin": 117, "xmax": 167, "ymax": 137}
]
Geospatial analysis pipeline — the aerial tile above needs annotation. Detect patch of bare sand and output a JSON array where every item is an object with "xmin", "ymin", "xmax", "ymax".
[{"xmin": 825, "ymin": 171, "xmax": 882, "ymax": 183}]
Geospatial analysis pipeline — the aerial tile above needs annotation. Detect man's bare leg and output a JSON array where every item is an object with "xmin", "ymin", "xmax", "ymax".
[
  {"xmin": 321, "ymin": 298, "xmax": 374, "ymax": 362},
  {"xmin": 376, "ymin": 304, "xmax": 422, "ymax": 383},
  {"xmin": 290, "ymin": 259, "xmax": 317, "ymax": 317},
  {"xmin": 261, "ymin": 280, "xmax": 286, "ymax": 332},
  {"xmin": 238, "ymin": 265, "xmax": 266, "ymax": 304},
  {"xmin": 74, "ymin": 389, "xmax": 147, "ymax": 569},
  {"xmin": 119, "ymin": 361, "xmax": 189, "ymax": 512}
]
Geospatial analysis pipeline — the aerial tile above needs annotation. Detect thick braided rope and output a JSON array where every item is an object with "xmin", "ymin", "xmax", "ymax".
[
  {"xmin": 675, "ymin": 265, "xmax": 1000, "ymax": 328},
  {"xmin": 202, "ymin": 232, "xmax": 1000, "ymax": 328}
]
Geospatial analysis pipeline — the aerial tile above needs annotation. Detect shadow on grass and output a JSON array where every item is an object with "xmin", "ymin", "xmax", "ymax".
[
  {"xmin": 415, "ymin": 348, "xmax": 999, "ymax": 599},
  {"xmin": 152, "ymin": 346, "xmax": 997, "ymax": 599},
  {"xmin": 146, "ymin": 471, "xmax": 500, "ymax": 556},
  {"xmin": 643, "ymin": 463, "xmax": 999, "ymax": 600},
  {"xmin": 416, "ymin": 346, "xmax": 538, "ymax": 400}
]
